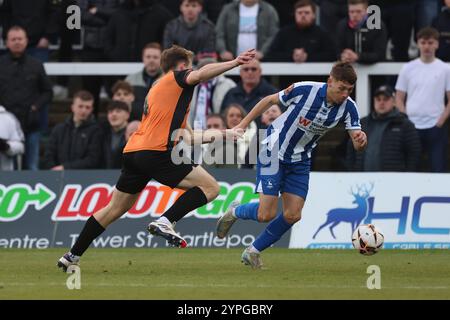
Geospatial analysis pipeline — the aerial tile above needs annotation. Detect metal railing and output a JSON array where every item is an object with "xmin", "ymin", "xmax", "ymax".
[{"xmin": 43, "ymin": 62, "xmax": 411, "ymax": 117}]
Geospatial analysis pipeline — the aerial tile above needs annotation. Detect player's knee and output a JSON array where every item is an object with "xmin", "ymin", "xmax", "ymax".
[
  {"xmin": 283, "ymin": 210, "xmax": 302, "ymax": 224},
  {"xmin": 200, "ymin": 181, "xmax": 220, "ymax": 202}
]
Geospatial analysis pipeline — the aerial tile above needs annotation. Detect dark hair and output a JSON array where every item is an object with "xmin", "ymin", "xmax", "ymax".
[
  {"xmin": 330, "ymin": 62, "xmax": 357, "ymax": 85},
  {"xmin": 294, "ymin": 0, "xmax": 316, "ymax": 14},
  {"xmin": 348, "ymin": 0, "xmax": 368, "ymax": 6},
  {"xmin": 111, "ymin": 80, "xmax": 134, "ymax": 95},
  {"xmin": 161, "ymin": 45, "xmax": 194, "ymax": 73},
  {"xmin": 107, "ymin": 100, "xmax": 130, "ymax": 113},
  {"xmin": 142, "ymin": 42, "xmax": 162, "ymax": 54},
  {"xmin": 73, "ymin": 90, "xmax": 94, "ymax": 102},
  {"xmin": 207, "ymin": 113, "xmax": 226, "ymax": 124},
  {"xmin": 180, "ymin": 0, "xmax": 203, "ymax": 5},
  {"xmin": 6, "ymin": 25, "xmax": 27, "ymax": 38},
  {"xmin": 417, "ymin": 27, "xmax": 440, "ymax": 41}
]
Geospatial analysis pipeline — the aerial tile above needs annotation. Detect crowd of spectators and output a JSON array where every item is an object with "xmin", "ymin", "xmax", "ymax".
[{"xmin": 0, "ymin": 0, "xmax": 449, "ymax": 172}]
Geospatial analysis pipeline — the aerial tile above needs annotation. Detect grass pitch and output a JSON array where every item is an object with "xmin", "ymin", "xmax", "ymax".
[{"xmin": 0, "ymin": 248, "xmax": 449, "ymax": 300}]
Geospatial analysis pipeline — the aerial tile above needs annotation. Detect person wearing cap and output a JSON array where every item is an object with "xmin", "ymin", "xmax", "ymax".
[
  {"xmin": 100, "ymin": 100, "xmax": 130, "ymax": 169},
  {"xmin": 346, "ymin": 85, "xmax": 421, "ymax": 171},
  {"xmin": 188, "ymin": 56, "xmax": 236, "ymax": 129}
]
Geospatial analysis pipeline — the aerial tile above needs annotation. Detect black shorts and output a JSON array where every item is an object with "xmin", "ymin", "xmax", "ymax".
[{"xmin": 115, "ymin": 150, "xmax": 194, "ymax": 194}]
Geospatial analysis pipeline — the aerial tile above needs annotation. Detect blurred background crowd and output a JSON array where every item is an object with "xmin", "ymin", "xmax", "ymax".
[{"xmin": 0, "ymin": 0, "xmax": 449, "ymax": 173}]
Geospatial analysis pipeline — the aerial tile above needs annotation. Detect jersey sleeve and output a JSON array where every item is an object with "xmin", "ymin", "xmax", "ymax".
[
  {"xmin": 344, "ymin": 100, "xmax": 362, "ymax": 130},
  {"xmin": 278, "ymin": 82, "xmax": 306, "ymax": 107},
  {"xmin": 174, "ymin": 69, "xmax": 194, "ymax": 89}
]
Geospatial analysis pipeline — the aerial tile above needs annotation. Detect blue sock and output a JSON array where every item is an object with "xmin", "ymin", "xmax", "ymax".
[
  {"xmin": 234, "ymin": 203, "xmax": 259, "ymax": 221},
  {"xmin": 253, "ymin": 213, "xmax": 293, "ymax": 252}
]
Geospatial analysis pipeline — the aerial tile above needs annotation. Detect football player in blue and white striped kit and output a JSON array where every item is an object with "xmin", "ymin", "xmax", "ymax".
[{"xmin": 217, "ymin": 62, "xmax": 368, "ymax": 269}]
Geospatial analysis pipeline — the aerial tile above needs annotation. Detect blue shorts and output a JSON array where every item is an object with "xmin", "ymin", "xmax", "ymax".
[{"xmin": 255, "ymin": 158, "xmax": 311, "ymax": 199}]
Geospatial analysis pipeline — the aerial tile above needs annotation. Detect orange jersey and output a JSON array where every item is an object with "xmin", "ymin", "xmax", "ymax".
[{"xmin": 123, "ymin": 70, "xmax": 195, "ymax": 153}]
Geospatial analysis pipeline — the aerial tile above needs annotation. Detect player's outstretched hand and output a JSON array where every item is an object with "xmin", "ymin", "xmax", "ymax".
[
  {"xmin": 224, "ymin": 128, "xmax": 245, "ymax": 141},
  {"xmin": 235, "ymin": 49, "xmax": 256, "ymax": 65}
]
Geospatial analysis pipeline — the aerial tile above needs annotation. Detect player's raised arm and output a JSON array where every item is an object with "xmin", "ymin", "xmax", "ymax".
[
  {"xmin": 181, "ymin": 123, "xmax": 243, "ymax": 145},
  {"xmin": 185, "ymin": 49, "xmax": 256, "ymax": 85},
  {"xmin": 234, "ymin": 92, "xmax": 282, "ymax": 131}
]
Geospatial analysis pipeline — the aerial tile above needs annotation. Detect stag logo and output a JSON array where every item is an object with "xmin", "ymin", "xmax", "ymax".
[{"xmin": 313, "ymin": 183, "xmax": 374, "ymax": 239}]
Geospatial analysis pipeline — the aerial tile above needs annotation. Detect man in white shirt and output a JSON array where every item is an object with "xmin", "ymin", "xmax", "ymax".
[{"xmin": 395, "ymin": 27, "xmax": 450, "ymax": 172}]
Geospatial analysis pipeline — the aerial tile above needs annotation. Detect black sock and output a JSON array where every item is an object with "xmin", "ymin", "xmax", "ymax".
[
  {"xmin": 162, "ymin": 186, "xmax": 208, "ymax": 223},
  {"xmin": 70, "ymin": 216, "xmax": 105, "ymax": 256}
]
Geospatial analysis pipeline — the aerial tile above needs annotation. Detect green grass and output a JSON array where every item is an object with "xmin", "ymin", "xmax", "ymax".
[{"xmin": 0, "ymin": 248, "xmax": 449, "ymax": 300}]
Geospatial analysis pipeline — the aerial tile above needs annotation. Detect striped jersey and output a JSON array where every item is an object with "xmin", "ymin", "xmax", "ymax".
[{"xmin": 263, "ymin": 81, "xmax": 361, "ymax": 163}]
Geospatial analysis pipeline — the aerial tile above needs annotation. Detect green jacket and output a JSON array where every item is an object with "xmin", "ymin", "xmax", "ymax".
[{"xmin": 215, "ymin": 1, "xmax": 279, "ymax": 56}]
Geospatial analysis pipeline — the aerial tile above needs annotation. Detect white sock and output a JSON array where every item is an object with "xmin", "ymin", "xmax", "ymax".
[
  {"xmin": 248, "ymin": 245, "xmax": 260, "ymax": 254},
  {"xmin": 157, "ymin": 216, "xmax": 171, "ymax": 226}
]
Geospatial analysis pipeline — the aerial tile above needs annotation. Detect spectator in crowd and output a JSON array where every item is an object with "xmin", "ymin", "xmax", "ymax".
[
  {"xmin": 433, "ymin": 0, "xmax": 450, "ymax": 61},
  {"xmin": 265, "ymin": 0, "xmax": 298, "ymax": 27},
  {"xmin": 201, "ymin": 113, "xmax": 228, "ymax": 167},
  {"xmin": 416, "ymin": 0, "xmax": 441, "ymax": 33},
  {"xmin": 79, "ymin": 0, "xmax": 121, "ymax": 115},
  {"xmin": 1, "ymin": 0, "xmax": 59, "ymax": 62},
  {"xmin": 0, "ymin": 105, "xmax": 25, "ymax": 171},
  {"xmin": 125, "ymin": 120, "xmax": 141, "ymax": 141},
  {"xmin": 189, "ymin": 56, "xmax": 236, "ymax": 129},
  {"xmin": 203, "ymin": 0, "xmax": 233, "ymax": 24},
  {"xmin": 318, "ymin": 0, "xmax": 348, "ymax": 36},
  {"xmin": 44, "ymin": 91, "xmax": 102, "ymax": 170},
  {"xmin": 336, "ymin": 0, "xmax": 387, "ymax": 64},
  {"xmin": 125, "ymin": 42, "xmax": 163, "ymax": 118},
  {"xmin": 104, "ymin": 0, "xmax": 173, "ymax": 62},
  {"xmin": 346, "ymin": 85, "xmax": 421, "ymax": 172},
  {"xmin": 222, "ymin": 103, "xmax": 257, "ymax": 167},
  {"xmin": 265, "ymin": 0, "xmax": 335, "ymax": 62},
  {"xmin": 100, "ymin": 100, "xmax": 130, "ymax": 169},
  {"xmin": 260, "ymin": 104, "xmax": 281, "ymax": 129},
  {"xmin": 215, "ymin": 0, "xmax": 279, "ymax": 61},
  {"xmin": 111, "ymin": 80, "xmax": 137, "ymax": 119},
  {"xmin": 242, "ymin": 103, "xmax": 282, "ymax": 169},
  {"xmin": 371, "ymin": 0, "xmax": 415, "ymax": 61},
  {"xmin": 0, "ymin": 26, "xmax": 53, "ymax": 170},
  {"xmin": 395, "ymin": 27, "xmax": 450, "ymax": 172},
  {"xmin": 221, "ymin": 59, "xmax": 277, "ymax": 126},
  {"xmin": 163, "ymin": 0, "xmax": 216, "ymax": 57},
  {"xmin": 158, "ymin": 0, "xmax": 232, "ymax": 24},
  {"xmin": 206, "ymin": 113, "xmax": 227, "ymax": 129}
]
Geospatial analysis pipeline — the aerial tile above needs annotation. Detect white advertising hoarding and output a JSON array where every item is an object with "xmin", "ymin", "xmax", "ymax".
[{"xmin": 289, "ymin": 173, "xmax": 450, "ymax": 249}]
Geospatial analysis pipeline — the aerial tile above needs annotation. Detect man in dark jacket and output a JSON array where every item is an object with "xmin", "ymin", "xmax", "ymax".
[
  {"xmin": 1, "ymin": 0, "xmax": 59, "ymax": 60},
  {"xmin": 265, "ymin": 0, "xmax": 335, "ymax": 62},
  {"xmin": 346, "ymin": 85, "xmax": 421, "ymax": 172},
  {"xmin": 221, "ymin": 59, "xmax": 277, "ymax": 127},
  {"xmin": 0, "ymin": 26, "xmax": 53, "ymax": 170},
  {"xmin": 163, "ymin": 0, "xmax": 215, "ymax": 56},
  {"xmin": 44, "ymin": 91, "xmax": 102, "ymax": 170},
  {"xmin": 78, "ymin": 0, "xmax": 121, "ymax": 115},
  {"xmin": 433, "ymin": 1, "xmax": 450, "ymax": 62},
  {"xmin": 100, "ymin": 100, "xmax": 130, "ymax": 169},
  {"xmin": 336, "ymin": 0, "xmax": 388, "ymax": 64},
  {"xmin": 104, "ymin": 0, "xmax": 173, "ymax": 62}
]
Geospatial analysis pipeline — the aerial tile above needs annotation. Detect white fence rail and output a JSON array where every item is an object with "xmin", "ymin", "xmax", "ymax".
[{"xmin": 44, "ymin": 62, "xmax": 407, "ymax": 117}]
